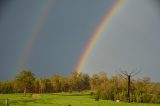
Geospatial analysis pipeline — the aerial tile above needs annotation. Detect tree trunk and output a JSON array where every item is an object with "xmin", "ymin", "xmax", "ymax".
[
  {"xmin": 24, "ymin": 88, "xmax": 27, "ymax": 95},
  {"xmin": 128, "ymin": 75, "xmax": 130, "ymax": 103}
]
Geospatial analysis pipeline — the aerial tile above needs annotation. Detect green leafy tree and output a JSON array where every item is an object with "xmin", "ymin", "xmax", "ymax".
[
  {"xmin": 90, "ymin": 72, "xmax": 108, "ymax": 91},
  {"xmin": 51, "ymin": 75, "xmax": 62, "ymax": 92},
  {"xmin": 0, "ymin": 81, "xmax": 14, "ymax": 93},
  {"xmin": 38, "ymin": 78, "xmax": 52, "ymax": 93},
  {"xmin": 69, "ymin": 71, "xmax": 90, "ymax": 92},
  {"xmin": 14, "ymin": 69, "xmax": 35, "ymax": 93}
]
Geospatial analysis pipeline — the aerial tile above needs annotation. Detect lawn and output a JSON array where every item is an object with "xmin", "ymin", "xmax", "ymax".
[{"xmin": 0, "ymin": 92, "xmax": 160, "ymax": 106}]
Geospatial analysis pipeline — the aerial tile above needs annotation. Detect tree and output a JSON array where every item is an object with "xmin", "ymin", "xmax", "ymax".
[
  {"xmin": 0, "ymin": 81, "xmax": 14, "ymax": 93},
  {"xmin": 59, "ymin": 77, "xmax": 69, "ymax": 92},
  {"xmin": 90, "ymin": 72, "xmax": 108, "ymax": 91},
  {"xmin": 14, "ymin": 69, "xmax": 35, "ymax": 94},
  {"xmin": 117, "ymin": 68, "xmax": 141, "ymax": 103},
  {"xmin": 68, "ymin": 71, "xmax": 90, "ymax": 92},
  {"xmin": 68, "ymin": 71, "xmax": 79, "ymax": 91},
  {"xmin": 38, "ymin": 78, "xmax": 52, "ymax": 93},
  {"xmin": 79, "ymin": 73, "xmax": 90, "ymax": 90},
  {"xmin": 34, "ymin": 79, "xmax": 40, "ymax": 93},
  {"xmin": 90, "ymin": 74, "xmax": 100, "ymax": 90},
  {"xmin": 51, "ymin": 75, "xmax": 62, "ymax": 92}
]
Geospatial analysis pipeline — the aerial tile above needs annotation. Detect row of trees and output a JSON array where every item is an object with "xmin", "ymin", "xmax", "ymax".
[
  {"xmin": 0, "ymin": 70, "xmax": 90, "ymax": 94},
  {"xmin": 0, "ymin": 69, "xmax": 160, "ymax": 103},
  {"xmin": 93, "ymin": 73, "xmax": 160, "ymax": 103}
]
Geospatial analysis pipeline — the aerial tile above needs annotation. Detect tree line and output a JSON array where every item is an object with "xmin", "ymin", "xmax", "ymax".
[{"xmin": 0, "ymin": 69, "xmax": 160, "ymax": 104}]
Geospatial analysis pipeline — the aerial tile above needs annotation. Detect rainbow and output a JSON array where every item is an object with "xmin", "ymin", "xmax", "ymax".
[
  {"xmin": 18, "ymin": 0, "xmax": 54, "ymax": 67},
  {"xmin": 76, "ymin": 0, "xmax": 123, "ymax": 73}
]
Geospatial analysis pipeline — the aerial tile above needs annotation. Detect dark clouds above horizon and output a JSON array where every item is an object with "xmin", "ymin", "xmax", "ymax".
[
  {"xmin": 0, "ymin": 0, "xmax": 115, "ymax": 81},
  {"xmin": 0, "ymin": 0, "xmax": 160, "ymax": 82}
]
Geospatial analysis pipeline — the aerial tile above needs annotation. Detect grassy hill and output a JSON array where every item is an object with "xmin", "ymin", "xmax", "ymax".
[{"xmin": 0, "ymin": 92, "xmax": 160, "ymax": 106}]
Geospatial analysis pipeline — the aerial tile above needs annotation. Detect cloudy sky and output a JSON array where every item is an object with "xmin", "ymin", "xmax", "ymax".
[{"xmin": 0, "ymin": 0, "xmax": 160, "ymax": 82}]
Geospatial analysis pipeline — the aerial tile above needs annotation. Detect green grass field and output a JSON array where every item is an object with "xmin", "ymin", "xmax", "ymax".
[{"xmin": 0, "ymin": 92, "xmax": 160, "ymax": 106}]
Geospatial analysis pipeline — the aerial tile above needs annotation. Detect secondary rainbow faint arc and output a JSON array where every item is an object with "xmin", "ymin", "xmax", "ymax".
[
  {"xmin": 18, "ymin": 0, "xmax": 53, "ymax": 67},
  {"xmin": 76, "ymin": 0, "xmax": 123, "ymax": 73}
]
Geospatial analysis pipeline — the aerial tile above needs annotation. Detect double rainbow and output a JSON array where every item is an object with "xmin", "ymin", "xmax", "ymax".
[{"xmin": 18, "ymin": 0, "xmax": 123, "ymax": 73}]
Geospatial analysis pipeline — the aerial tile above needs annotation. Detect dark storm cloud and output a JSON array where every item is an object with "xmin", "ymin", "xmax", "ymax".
[
  {"xmin": 150, "ymin": 0, "xmax": 160, "ymax": 14},
  {"xmin": 0, "ymin": 0, "xmax": 6, "ymax": 13},
  {"xmin": 0, "ymin": 0, "xmax": 10, "ymax": 10},
  {"xmin": 0, "ymin": 0, "xmax": 115, "ymax": 81},
  {"xmin": 0, "ymin": 0, "xmax": 7, "ymax": 5}
]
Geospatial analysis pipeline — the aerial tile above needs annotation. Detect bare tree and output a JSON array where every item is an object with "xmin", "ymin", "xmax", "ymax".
[{"xmin": 117, "ymin": 68, "xmax": 141, "ymax": 103}]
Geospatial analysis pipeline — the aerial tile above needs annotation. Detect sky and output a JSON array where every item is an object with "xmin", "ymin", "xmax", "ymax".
[{"xmin": 0, "ymin": 0, "xmax": 160, "ymax": 82}]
